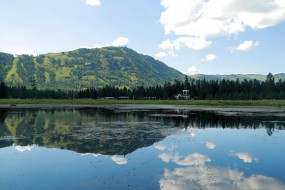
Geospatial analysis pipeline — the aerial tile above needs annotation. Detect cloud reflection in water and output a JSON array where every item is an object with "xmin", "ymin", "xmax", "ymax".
[
  {"xmin": 204, "ymin": 142, "xmax": 217, "ymax": 149},
  {"xmin": 159, "ymin": 152, "xmax": 211, "ymax": 166},
  {"xmin": 229, "ymin": 151, "xmax": 258, "ymax": 163},
  {"xmin": 160, "ymin": 166, "xmax": 285, "ymax": 190},
  {"xmin": 158, "ymin": 144, "xmax": 282, "ymax": 190},
  {"xmin": 154, "ymin": 145, "xmax": 167, "ymax": 151},
  {"xmin": 15, "ymin": 145, "xmax": 33, "ymax": 152},
  {"xmin": 184, "ymin": 127, "xmax": 200, "ymax": 137},
  {"xmin": 111, "ymin": 156, "xmax": 128, "ymax": 165}
]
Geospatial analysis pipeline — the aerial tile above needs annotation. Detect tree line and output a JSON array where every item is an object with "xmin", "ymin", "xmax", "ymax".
[{"xmin": 0, "ymin": 73, "xmax": 284, "ymax": 100}]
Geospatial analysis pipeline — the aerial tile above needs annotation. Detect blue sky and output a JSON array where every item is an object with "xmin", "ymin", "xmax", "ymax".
[{"xmin": 0, "ymin": 0, "xmax": 285, "ymax": 75}]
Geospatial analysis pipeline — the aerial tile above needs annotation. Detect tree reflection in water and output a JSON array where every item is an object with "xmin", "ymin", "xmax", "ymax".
[
  {"xmin": 0, "ymin": 108, "xmax": 284, "ymax": 155},
  {"xmin": 0, "ymin": 107, "xmax": 285, "ymax": 190}
]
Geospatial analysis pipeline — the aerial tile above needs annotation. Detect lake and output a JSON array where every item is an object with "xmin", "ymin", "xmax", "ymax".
[{"xmin": 0, "ymin": 106, "xmax": 285, "ymax": 190}]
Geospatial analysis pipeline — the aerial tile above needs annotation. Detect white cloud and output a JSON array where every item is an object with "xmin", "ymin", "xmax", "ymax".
[
  {"xmin": 111, "ymin": 37, "xmax": 129, "ymax": 47},
  {"xmin": 80, "ymin": 44, "xmax": 101, "ymax": 49},
  {"xmin": 111, "ymin": 156, "xmax": 128, "ymax": 165},
  {"xmin": 14, "ymin": 48, "xmax": 36, "ymax": 56},
  {"xmin": 159, "ymin": 39, "xmax": 177, "ymax": 50},
  {"xmin": 86, "ymin": 0, "xmax": 100, "ymax": 6},
  {"xmin": 154, "ymin": 51, "xmax": 177, "ymax": 57},
  {"xmin": 155, "ymin": 52, "xmax": 168, "ymax": 58},
  {"xmin": 229, "ymin": 151, "xmax": 258, "ymax": 163},
  {"xmin": 187, "ymin": 66, "xmax": 200, "ymax": 75},
  {"xmin": 160, "ymin": 0, "xmax": 285, "ymax": 39},
  {"xmin": 202, "ymin": 54, "xmax": 217, "ymax": 61},
  {"xmin": 177, "ymin": 37, "xmax": 212, "ymax": 50},
  {"xmin": 159, "ymin": 152, "xmax": 211, "ymax": 166},
  {"xmin": 230, "ymin": 40, "xmax": 260, "ymax": 52},
  {"xmin": 205, "ymin": 142, "xmax": 217, "ymax": 149},
  {"xmin": 159, "ymin": 37, "xmax": 211, "ymax": 51},
  {"xmin": 15, "ymin": 145, "xmax": 33, "ymax": 152},
  {"xmin": 160, "ymin": 166, "xmax": 285, "ymax": 190}
]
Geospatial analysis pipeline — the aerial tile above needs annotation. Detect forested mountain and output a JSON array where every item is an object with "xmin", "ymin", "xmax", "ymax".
[
  {"xmin": 1, "ymin": 47, "xmax": 284, "ymax": 92},
  {"xmin": 0, "ymin": 47, "xmax": 183, "ymax": 90},
  {"xmin": 191, "ymin": 73, "xmax": 285, "ymax": 82}
]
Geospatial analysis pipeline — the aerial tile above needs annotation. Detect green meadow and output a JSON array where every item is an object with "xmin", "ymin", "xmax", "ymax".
[{"xmin": 0, "ymin": 99, "xmax": 284, "ymax": 107}]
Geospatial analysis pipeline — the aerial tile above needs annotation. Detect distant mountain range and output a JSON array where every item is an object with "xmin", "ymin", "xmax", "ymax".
[
  {"xmin": 0, "ymin": 47, "xmax": 284, "ymax": 91},
  {"xmin": 0, "ymin": 47, "xmax": 183, "ymax": 90},
  {"xmin": 190, "ymin": 73, "xmax": 285, "ymax": 82}
]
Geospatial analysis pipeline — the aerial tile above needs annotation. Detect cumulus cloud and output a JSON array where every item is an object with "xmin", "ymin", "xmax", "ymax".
[
  {"xmin": 160, "ymin": 166, "xmax": 285, "ymax": 190},
  {"xmin": 229, "ymin": 151, "xmax": 258, "ymax": 163},
  {"xmin": 159, "ymin": 152, "xmax": 211, "ymax": 166},
  {"xmin": 202, "ymin": 54, "xmax": 217, "ymax": 61},
  {"xmin": 112, "ymin": 37, "xmax": 129, "ymax": 47},
  {"xmin": 204, "ymin": 142, "xmax": 217, "ymax": 149},
  {"xmin": 14, "ymin": 48, "xmax": 36, "ymax": 56},
  {"xmin": 159, "ymin": 0, "xmax": 285, "ymax": 51},
  {"xmin": 86, "ymin": 0, "xmax": 101, "ymax": 6},
  {"xmin": 159, "ymin": 37, "xmax": 211, "ymax": 51},
  {"xmin": 159, "ymin": 39, "xmax": 175, "ymax": 50},
  {"xmin": 160, "ymin": 0, "xmax": 285, "ymax": 38},
  {"xmin": 155, "ymin": 52, "xmax": 168, "ymax": 58},
  {"xmin": 177, "ymin": 37, "xmax": 212, "ymax": 50},
  {"xmin": 15, "ymin": 145, "xmax": 33, "ymax": 152},
  {"xmin": 154, "ymin": 51, "xmax": 177, "ymax": 57},
  {"xmin": 187, "ymin": 66, "xmax": 200, "ymax": 75},
  {"xmin": 111, "ymin": 156, "xmax": 128, "ymax": 165},
  {"xmin": 230, "ymin": 40, "xmax": 260, "ymax": 52},
  {"xmin": 80, "ymin": 44, "xmax": 101, "ymax": 49}
]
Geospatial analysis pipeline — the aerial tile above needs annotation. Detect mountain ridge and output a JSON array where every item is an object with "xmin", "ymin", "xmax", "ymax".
[
  {"xmin": 190, "ymin": 73, "xmax": 285, "ymax": 82},
  {"xmin": 0, "ymin": 47, "xmax": 183, "ymax": 90},
  {"xmin": 0, "ymin": 47, "xmax": 284, "ymax": 91}
]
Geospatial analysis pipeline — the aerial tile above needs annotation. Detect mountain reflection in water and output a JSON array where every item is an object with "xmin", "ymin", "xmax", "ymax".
[
  {"xmin": 0, "ymin": 108, "xmax": 284, "ymax": 155},
  {"xmin": 0, "ymin": 107, "xmax": 285, "ymax": 190}
]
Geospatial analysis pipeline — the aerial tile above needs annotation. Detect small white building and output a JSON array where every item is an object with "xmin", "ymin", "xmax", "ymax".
[{"xmin": 175, "ymin": 90, "xmax": 190, "ymax": 100}]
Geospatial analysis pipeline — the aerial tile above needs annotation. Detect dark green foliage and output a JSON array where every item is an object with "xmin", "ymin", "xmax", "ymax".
[
  {"xmin": 71, "ymin": 73, "xmax": 285, "ymax": 100},
  {"xmin": 0, "ymin": 82, "xmax": 7, "ymax": 98},
  {"xmin": 1, "ymin": 71, "xmax": 285, "ymax": 100},
  {"xmin": 36, "ymin": 55, "xmax": 45, "ymax": 64},
  {"xmin": 0, "ymin": 53, "xmax": 14, "ymax": 81},
  {"xmin": 36, "ymin": 67, "xmax": 46, "ymax": 86},
  {"xmin": 16, "ymin": 55, "xmax": 36, "ymax": 87},
  {"xmin": 1, "ymin": 47, "xmax": 285, "ymax": 93},
  {"xmin": 0, "ymin": 47, "xmax": 284, "ymax": 100},
  {"xmin": 1, "ymin": 47, "xmax": 183, "ymax": 90}
]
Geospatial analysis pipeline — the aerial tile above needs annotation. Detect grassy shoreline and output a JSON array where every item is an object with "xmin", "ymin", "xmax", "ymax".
[{"xmin": 0, "ymin": 99, "xmax": 285, "ymax": 107}]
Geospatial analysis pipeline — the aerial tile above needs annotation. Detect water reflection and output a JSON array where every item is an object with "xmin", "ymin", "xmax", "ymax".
[
  {"xmin": 15, "ymin": 145, "xmax": 33, "ymax": 152},
  {"xmin": 159, "ymin": 145, "xmax": 284, "ymax": 190},
  {"xmin": 0, "ymin": 107, "xmax": 285, "ymax": 189},
  {"xmin": 0, "ymin": 108, "xmax": 284, "ymax": 155},
  {"xmin": 204, "ymin": 142, "xmax": 217, "ymax": 149},
  {"xmin": 154, "ymin": 145, "xmax": 167, "ymax": 151},
  {"xmin": 229, "ymin": 151, "xmax": 258, "ymax": 163},
  {"xmin": 111, "ymin": 156, "xmax": 128, "ymax": 165},
  {"xmin": 159, "ymin": 152, "xmax": 211, "ymax": 166},
  {"xmin": 160, "ymin": 166, "xmax": 285, "ymax": 190}
]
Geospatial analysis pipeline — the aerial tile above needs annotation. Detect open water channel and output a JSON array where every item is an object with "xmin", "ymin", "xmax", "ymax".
[{"xmin": 0, "ymin": 106, "xmax": 285, "ymax": 190}]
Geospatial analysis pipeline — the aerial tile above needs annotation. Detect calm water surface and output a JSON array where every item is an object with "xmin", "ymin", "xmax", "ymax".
[{"xmin": 0, "ymin": 107, "xmax": 285, "ymax": 190}]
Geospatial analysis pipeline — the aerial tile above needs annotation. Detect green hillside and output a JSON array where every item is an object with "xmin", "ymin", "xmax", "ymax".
[
  {"xmin": 191, "ymin": 73, "xmax": 285, "ymax": 82},
  {"xmin": 0, "ymin": 47, "xmax": 183, "ymax": 90}
]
